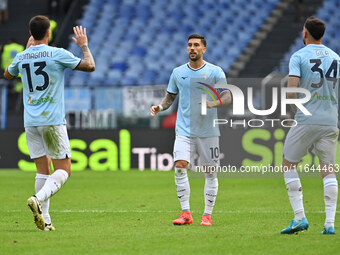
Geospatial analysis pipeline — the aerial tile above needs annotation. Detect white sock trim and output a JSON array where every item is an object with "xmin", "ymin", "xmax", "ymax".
[
  {"xmin": 53, "ymin": 169, "xmax": 69, "ymax": 185},
  {"xmin": 284, "ymin": 169, "xmax": 300, "ymax": 184},
  {"xmin": 323, "ymin": 174, "xmax": 337, "ymax": 187},
  {"xmin": 35, "ymin": 169, "xmax": 69, "ymax": 202},
  {"xmin": 36, "ymin": 173, "xmax": 49, "ymax": 180}
]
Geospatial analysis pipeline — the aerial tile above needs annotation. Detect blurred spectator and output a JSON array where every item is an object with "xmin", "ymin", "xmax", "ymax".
[
  {"xmin": 1, "ymin": 38, "xmax": 24, "ymax": 94},
  {"xmin": 0, "ymin": 0, "xmax": 8, "ymax": 24},
  {"xmin": 1, "ymin": 38, "xmax": 24, "ymax": 71},
  {"xmin": 49, "ymin": 18, "xmax": 58, "ymax": 45}
]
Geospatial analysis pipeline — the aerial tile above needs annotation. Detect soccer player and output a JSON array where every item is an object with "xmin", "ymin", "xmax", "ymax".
[
  {"xmin": 150, "ymin": 34, "xmax": 231, "ymax": 226},
  {"xmin": 4, "ymin": 15, "xmax": 95, "ymax": 230},
  {"xmin": 280, "ymin": 16, "xmax": 339, "ymax": 235}
]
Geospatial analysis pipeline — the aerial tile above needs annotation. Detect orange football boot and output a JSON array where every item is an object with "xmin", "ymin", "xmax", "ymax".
[
  {"xmin": 173, "ymin": 211, "xmax": 193, "ymax": 225},
  {"xmin": 200, "ymin": 215, "xmax": 213, "ymax": 226}
]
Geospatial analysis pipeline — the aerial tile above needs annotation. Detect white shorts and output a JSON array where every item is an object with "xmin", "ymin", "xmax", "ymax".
[
  {"xmin": 25, "ymin": 125, "xmax": 71, "ymax": 159},
  {"xmin": 283, "ymin": 125, "xmax": 339, "ymax": 164},
  {"xmin": 173, "ymin": 135, "xmax": 220, "ymax": 168}
]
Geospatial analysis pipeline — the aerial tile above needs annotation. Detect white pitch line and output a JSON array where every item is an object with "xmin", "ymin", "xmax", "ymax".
[{"xmin": 4, "ymin": 209, "xmax": 339, "ymax": 214}]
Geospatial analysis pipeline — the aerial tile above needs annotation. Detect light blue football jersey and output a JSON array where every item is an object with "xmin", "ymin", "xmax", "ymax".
[
  {"xmin": 289, "ymin": 44, "xmax": 340, "ymax": 126},
  {"xmin": 167, "ymin": 61, "xmax": 227, "ymax": 137},
  {"xmin": 8, "ymin": 44, "xmax": 81, "ymax": 127}
]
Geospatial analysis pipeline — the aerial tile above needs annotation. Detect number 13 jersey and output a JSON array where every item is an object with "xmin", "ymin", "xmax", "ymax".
[
  {"xmin": 289, "ymin": 44, "xmax": 340, "ymax": 126},
  {"xmin": 8, "ymin": 44, "xmax": 81, "ymax": 127}
]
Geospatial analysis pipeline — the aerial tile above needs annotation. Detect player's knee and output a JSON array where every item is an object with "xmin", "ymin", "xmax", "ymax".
[
  {"xmin": 282, "ymin": 158, "xmax": 298, "ymax": 170},
  {"xmin": 175, "ymin": 160, "xmax": 188, "ymax": 169}
]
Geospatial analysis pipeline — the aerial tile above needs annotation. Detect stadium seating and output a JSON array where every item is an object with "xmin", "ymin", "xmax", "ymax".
[
  {"xmin": 67, "ymin": 0, "xmax": 279, "ymax": 87},
  {"xmin": 65, "ymin": 87, "xmax": 92, "ymax": 111},
  {"xmin": 275, "ymin": 0, "xmax": 340, "ymax": 74}
]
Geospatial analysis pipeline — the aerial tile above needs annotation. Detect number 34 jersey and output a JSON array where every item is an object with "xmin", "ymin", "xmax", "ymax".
[
  {"xmin": 289, "ymin": 44, "xmax": 340, "ymax": 126},
  {"xmin": 8, "ymin": 44, "xmax": 81, "ymax": 127}
]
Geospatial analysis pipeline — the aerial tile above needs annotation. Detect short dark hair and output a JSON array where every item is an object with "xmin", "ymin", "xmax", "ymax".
[
  {"xmin": 29, "ymin": 15, "xmax": 50, "ymax": 40},
  {"xmin": 304, "ymin": 16, "xmax": 325, "ymax": 41},
  {"xmin": 188, "ymin": 34, "xmax": 207, "ymax": 47}
]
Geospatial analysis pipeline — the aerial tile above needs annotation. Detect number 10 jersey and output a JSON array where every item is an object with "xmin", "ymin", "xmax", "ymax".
[
  {"xmin": 289, "ymin": 44, "xmax": 340, "ymax": 126},
  {"xmin": 8, "ymin": 44, "xmax": 81, "ymax": 127}
]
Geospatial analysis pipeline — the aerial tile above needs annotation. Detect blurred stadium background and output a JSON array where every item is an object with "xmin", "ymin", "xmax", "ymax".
[{"xmin": 0, "ymin": 0, "xmax": 340, "ymax": 169}]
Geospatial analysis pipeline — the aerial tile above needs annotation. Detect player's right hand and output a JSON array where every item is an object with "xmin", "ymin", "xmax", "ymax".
[
  {"xmin": 150, "ymin": 105, "xmax": 161, "ymax": 117},
  {"xmin": 72, "ymin": 26, "xmax": 88, "ymax": 48},
  {"xmin": 26, "ymin": 36, "xmax": 35, "ymax": 49}
]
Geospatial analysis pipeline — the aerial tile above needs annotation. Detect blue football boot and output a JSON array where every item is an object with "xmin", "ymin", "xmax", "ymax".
[
  {"xmin": 281, "ymin": 217, "xmax": 309, "ymax": 234},
  {"xmin": 321, "ymin": 225, "xmax": 336, "ymax": 235}
]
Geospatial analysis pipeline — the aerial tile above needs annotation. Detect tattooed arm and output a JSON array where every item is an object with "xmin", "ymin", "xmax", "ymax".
[
  {"xmin": 72, "ymin": 26, "xmax": 95, "ymax": 72},
  {"xmin": 150, "ymin": 92, "xmax": 177, "ymax": 116},
  {"xmin": 205, "ymin": 90, "xmax": 232, "ymax": 108}
]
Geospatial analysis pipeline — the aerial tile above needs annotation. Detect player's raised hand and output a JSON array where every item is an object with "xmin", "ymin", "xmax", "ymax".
[
  {"xmin": 150, "ymin": 105, "xmax": 161, "ymax": 117},
  {"xmin": 72, "ymin": 26, "xmax": 88, "ymax": 48},
  {"xmin": 26, "ymin": 36, "xmax": 35, "ymax": 49}
]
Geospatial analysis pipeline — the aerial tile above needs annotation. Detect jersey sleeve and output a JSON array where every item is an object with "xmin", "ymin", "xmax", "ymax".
[
  {"xmin": 215, "ymin": 67, "xmax": 228, "ymax": 94},
  {"xmin": 7, "ymin": 55, "xmax": 20, "ymax": 77},
  {"xmin": 289, "ymin": 53, "xmax": 301, "ymax": 77},
  {"xmin": 56, "ymin": 48, "xmax": 81, "ymax": 70},
  {"xmin": 167, "ymin": 71, "xmax": 178, "ymax": 94}
]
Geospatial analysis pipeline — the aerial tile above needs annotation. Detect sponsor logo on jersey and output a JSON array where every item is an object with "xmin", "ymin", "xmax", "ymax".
[
  {"xmin": 27, "ymin": 96, "xmax": 54, "ymax": 105},
  {"xmin": 311, "ymin": 92, "xmax": 336, "ymax": 102}
]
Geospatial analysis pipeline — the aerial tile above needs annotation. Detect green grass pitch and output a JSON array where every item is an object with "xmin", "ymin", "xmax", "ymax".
[{"xmin": 0, "ymin": 170, "xmax": 338, "ymax": 255}]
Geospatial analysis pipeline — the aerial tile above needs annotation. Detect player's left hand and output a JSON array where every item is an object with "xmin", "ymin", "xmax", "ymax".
[{"xmin": 72, "ymin": 26, "xmax": 88, "ymax": 48}]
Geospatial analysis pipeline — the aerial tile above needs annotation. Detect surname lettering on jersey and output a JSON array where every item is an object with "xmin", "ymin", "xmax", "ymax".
[
  {"xmin": 315, "ymin": 49, "xmax": 329, "ymax": 56},
  {"xmin": 18, "ymin": 51, "xmax": 53, "ymax": 61}
]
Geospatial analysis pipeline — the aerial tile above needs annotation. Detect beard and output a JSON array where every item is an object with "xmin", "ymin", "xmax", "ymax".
[{"xmin": 189, "ymin": 53, "xmax": 200, "ymax": 62}]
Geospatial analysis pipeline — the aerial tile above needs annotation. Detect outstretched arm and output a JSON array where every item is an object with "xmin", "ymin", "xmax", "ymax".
[
  {"xmin": 150, "ymin": 92, "xmax": 177, "ymax": 116},
  {"xmin": 72, "ymin": 26, "xmax": 95, "ymax": 72},
  {"xmin": 204, "ymin": 90, "xmax": 232, "ymax": 108}
]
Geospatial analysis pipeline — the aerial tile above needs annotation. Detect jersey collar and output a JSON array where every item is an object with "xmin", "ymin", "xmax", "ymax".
[
  {"xmin": 30, "ymin": 44, "xmax": 47, "ymax": 47},
  {"xmin": 187, "ymin": 62, "xmax": 206, "ymax": 71}
]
